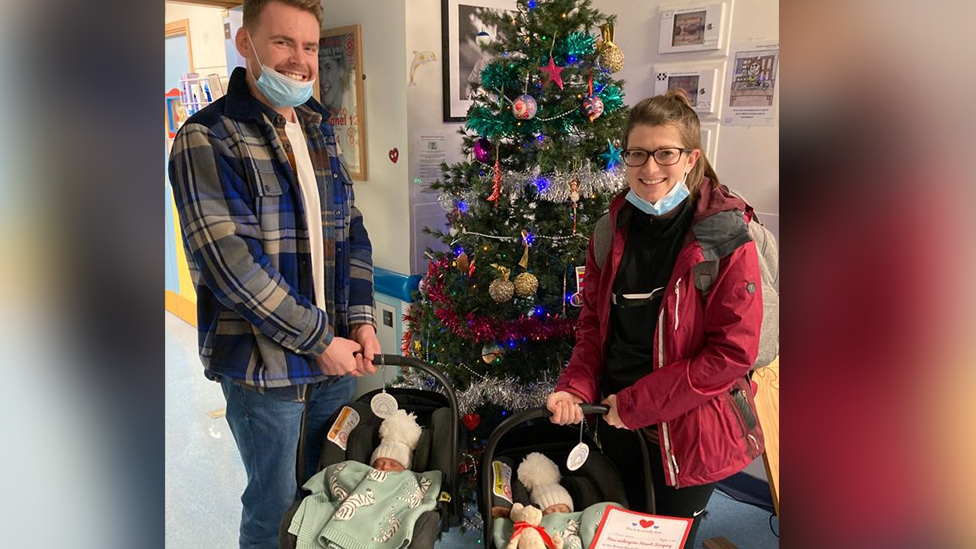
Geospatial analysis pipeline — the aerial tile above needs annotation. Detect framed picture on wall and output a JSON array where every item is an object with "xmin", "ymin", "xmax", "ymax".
[
  {"xmin": 315, "ymin": 24, "xmax": 368, "ymax": 180},
  {"xmin": 658, "ymin": 2, "xmax": 728, "ymax": 54},
  {"xmin": 441, "ymin": 0, "xmax": 516, "ymax": 122},
  {"xmin": 652, "ymin": 65, "xmax": 722, "ymax": 117}
]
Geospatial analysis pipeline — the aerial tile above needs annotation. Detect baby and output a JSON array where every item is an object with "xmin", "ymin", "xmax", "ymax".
[
  {"xmin": 370, "ymin": 409, "xmax": 423, "ymax": 472},
  {"xmin": 518, "ymin": 452, "xmax": 574, "ymax": 515}
]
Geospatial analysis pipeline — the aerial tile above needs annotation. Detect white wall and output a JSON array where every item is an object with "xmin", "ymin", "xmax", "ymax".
[
  {"xmin": 405, "ymin": 0, "xmax": 469, "ymax": 274},
  {"xmin": 164, "ymin": 2, "xmax": 230, "ymax": 78},
  {"xmin": 318, "ymin": 0, "xmax": 411, "ymax": 275}
]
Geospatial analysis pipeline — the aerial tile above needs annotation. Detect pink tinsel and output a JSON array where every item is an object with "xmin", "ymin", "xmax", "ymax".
[{"xmin": 424, "ymin": 258, "xmax": 577, "ymax": 343}]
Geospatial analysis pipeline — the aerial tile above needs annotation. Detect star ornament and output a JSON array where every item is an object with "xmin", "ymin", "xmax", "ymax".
[
  {"xmin": 599, "ymin": 140, "xmax": 622, "ymax": 170},
  {"xmin": 538, "ymin": 56, "xmax": 564, "ymax": 90}
]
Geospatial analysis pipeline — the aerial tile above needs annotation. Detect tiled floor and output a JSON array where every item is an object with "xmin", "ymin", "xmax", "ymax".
[{"xmin": 165, "ymin": 312, "xmax": 778, "ymax": 548}]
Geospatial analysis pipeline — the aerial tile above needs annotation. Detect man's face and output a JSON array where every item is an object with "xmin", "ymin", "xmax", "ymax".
[
  {"xmin": 237, "ymin": 1, "xmax": 319, "ymax": 85},
  {"xmin": 372, "ymin": 458, "xmax": 405, "ymax": 472},
  {"xmin": 319, "ymin": 56, "xmax": 343, "ymax": 110}
]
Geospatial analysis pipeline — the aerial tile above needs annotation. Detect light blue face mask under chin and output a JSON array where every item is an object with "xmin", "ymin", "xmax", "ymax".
[
  {"xmin": 626, "ymin": 179, "xmax": 690, "ymax": 216},
  {"xmin": 247, "ymin": 34, "xmax": 314, "ymax": 108}
]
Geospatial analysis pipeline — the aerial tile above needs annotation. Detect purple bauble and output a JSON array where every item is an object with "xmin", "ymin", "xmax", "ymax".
[
  {"xmin": 512, "ymin": 94, "xmax": 538, "ymax": 120},
  {"xmin": 473, "ymin": 138, "xmax": 493, "ymax": 163}
]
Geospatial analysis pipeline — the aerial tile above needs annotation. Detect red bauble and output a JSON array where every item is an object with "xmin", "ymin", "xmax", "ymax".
[{"xmin": 462, "ymin": 412, "xmax": 481, "ymax": 431}]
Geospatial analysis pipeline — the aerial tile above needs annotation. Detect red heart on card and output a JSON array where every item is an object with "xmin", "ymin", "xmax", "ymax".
[
  {"xmin": 389, "ymin": 148, "xmax": 399, "ymax": 163},
  {"xmin": 639, "ymin": 519, "xmax": 654, "ymax": 528}
]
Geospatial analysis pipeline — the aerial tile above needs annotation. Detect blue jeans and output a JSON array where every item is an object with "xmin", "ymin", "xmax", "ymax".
[{"xmin": 220, "ymin": 375, "xmax": 356, "ymax": 549}]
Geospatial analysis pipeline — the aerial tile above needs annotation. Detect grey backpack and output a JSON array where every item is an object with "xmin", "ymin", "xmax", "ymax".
[{"xmin": 592, "ymin": 204, "xmax": 779, "ymax": 370}]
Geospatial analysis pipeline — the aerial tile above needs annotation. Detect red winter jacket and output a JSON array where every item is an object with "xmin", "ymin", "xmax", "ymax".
[{"xmin": 555, "ymin": 181, "xmax": 765, "ymax": 488}]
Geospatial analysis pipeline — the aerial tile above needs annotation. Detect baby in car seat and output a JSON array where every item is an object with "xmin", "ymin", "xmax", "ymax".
[
  {"xmin": 288, "ymin": 409, "xmax": 443, "ymax": 549},
  {"xmin": 492, "ymin": 453, "xmax": 620, "ymax": 549},
  {"xmin": 518, "ymin": 452, "xmax": 575, "ymax": 515},
  {"xmin": 370, "ymin": 409, "xmax": 423, "ymax": 472}
]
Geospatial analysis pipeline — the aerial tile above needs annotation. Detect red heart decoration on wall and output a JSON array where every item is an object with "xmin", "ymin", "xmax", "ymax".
[
  {"xmin": 389, "ymin": 148, "xmax": 399, "ymax": 163},
  {"xmin": 462, "ymin": 413, "xmax": 481, "ymax": 431},
  {"xmin": 639, "ymin": 519, "xmax": 654, "ymax": 528}
]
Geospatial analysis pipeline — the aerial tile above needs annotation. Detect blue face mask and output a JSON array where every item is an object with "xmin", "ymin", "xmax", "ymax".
[
  {"xmin": 626, "ymin": 179, "xmax": 690, "ymax": 216},
  {"xmin": 248, "ymin": 33, "xmax": 314, "ymax": 108}
]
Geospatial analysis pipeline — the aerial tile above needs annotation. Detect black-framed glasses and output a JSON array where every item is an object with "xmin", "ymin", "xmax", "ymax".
[{"xmin": 622, "ymin": 147, "xmax": 692, "ymax": 167}]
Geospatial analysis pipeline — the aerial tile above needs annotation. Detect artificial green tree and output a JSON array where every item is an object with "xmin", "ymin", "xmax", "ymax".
[{"xmin": 402, "ymin": 0, "xmax": 629, "ymax": 528}]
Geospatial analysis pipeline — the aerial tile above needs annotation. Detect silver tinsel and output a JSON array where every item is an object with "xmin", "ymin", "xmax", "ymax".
[
  {"xmin": 504, "ymin": 162, "xmax": 627, "ymax": 203},
  {"xmin": 394, "ymin": 368, "xmax": 557, "ymax": 416},
  {"xmin": 438, "ymin": 193, "xmax": 458, "ymax": 211},
  {"xmin": 440, "ymin": 162, "xmax": 626, "ymax": 210},
  {"xmin": 462, "ymin": 502, "xmax": 484, "ymax": 532}
]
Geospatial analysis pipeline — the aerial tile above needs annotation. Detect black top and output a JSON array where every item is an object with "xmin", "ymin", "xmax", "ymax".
[{"xmin": 601, "ymin": 198, "xmax": 694, "ymax": 396}]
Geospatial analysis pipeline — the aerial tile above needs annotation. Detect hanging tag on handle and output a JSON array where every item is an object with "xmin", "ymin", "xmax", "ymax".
[
  {"xmin": 566, "ymin": 408, "xmax": 590, "ymax": 471},
  {"xmin": 370, "ymin": 364, "xmax": 398, "ymax": 418}
]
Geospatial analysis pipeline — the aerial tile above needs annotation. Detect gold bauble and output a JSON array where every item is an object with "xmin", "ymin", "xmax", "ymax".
[
  {"xmin": 600, "ymin": 42, "xmax": 624, "ymax": 73},
  {"xmin": 599, "ymin": 23, "xmax": 624, "ymax": 73},
  {"xmin": 514, "ymin": 272, "xmax": 539, "ymax": 298},
  {"xmin": 489, "ymin": 278, "xmax": 515, "ymax": 302}
]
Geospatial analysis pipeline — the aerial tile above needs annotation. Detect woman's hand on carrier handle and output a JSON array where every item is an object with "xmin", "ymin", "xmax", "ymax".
[
  {"xmin": 601, "ymin": 394, "xmax": 630, "ymax": 429},
  {"xmin": 547, "ymin": 391, "xmax": 584, "ymax": 425}
]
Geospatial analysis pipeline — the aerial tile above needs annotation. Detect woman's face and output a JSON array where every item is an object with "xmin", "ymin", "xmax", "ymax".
[{"xmin": 624, "ymin": 124, "xmax": 700, "ymax": 204}]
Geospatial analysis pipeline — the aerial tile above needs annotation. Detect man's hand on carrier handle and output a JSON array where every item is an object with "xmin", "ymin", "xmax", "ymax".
[
  {"xmin": 316, "ymin": 337, "xmax": 363, "ymax": 377},
  {"xmin": 547, "ymin": 391, "xmax": 584, "ymax": 425},
  {"xmin": 351, "ymin": 323, "xmax": 381, "ymax": 376}
]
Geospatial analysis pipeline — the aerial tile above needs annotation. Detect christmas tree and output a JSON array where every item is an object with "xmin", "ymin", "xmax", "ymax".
[{"xmin": 401, "ymin": 0, "xmax": 629, "ymax": 529}]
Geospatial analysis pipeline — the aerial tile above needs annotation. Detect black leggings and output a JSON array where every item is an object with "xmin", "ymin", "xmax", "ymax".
[{"xmin": 596, "ymin": 418, "xmax": 716, "ymax": 549}]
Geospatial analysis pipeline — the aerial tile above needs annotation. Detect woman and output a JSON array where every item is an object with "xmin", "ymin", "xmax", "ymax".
[{"xmin": 546, "ymin": 90, "xmax": 765, "ymax": 547}]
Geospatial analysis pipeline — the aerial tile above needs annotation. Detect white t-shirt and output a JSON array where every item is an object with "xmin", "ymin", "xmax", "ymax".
[{"xmin": 284, "ymin": 120, "xmax": 325, "ymax": 310}]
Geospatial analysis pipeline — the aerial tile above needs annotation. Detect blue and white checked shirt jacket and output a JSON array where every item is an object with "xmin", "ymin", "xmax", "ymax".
[{"xmin": 168, "ymin": 67, "xmax": 375, "ymax": 388}]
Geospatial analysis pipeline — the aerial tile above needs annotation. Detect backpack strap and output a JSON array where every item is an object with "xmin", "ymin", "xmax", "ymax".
[
  {"xmin": 693, "ymin": 260, "xmax": 721, "ymax": 296},
  {"xmin": 593, "ymin": 213, "xmax": 612, "ymax": 270}
]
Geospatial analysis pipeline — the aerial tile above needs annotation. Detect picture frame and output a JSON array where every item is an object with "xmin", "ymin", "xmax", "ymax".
[
  {"xmin": 652, "ymin": 64, "xmax": 722, "ymax": 117},
  {"xmin": 441, "ymin": 0, "xmax": 517, "ymax": 122},
  {"xmin": 315, "ymin": 24, "xmax": 368, "ymax": 181},
  {"xmin": 657, "ymin": 1, "xmax": 729, "ymax": 54}
]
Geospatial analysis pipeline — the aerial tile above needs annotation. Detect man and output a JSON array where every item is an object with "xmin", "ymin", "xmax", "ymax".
[
  {"xmin": 168, "ymin": 1, "xmax": 380, "ymax": 547},
  {"xmin": 318, "ymin": 43, "xmax": 346, "ymax": 118}
]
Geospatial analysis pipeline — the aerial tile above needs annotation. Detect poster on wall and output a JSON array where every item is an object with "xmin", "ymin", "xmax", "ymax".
[
  {"xmin": 316, "ymin": 24, "xmax": 368, "ymax": 180},
  {"xmin": 723, "ymin": 41, "xmax": 779, "ymax": 126},
  {"xmin": 441, "ymin": 0, "xmax": 517, "ymax": 122}
]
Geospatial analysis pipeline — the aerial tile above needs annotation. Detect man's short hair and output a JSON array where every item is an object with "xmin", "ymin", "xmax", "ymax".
[{"xmin": 243, "ymin": 0, "xmax": 323, "ymax": 30}]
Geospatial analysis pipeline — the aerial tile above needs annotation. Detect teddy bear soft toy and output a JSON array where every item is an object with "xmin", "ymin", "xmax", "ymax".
[{"xmin": 507, "ymin": 502, "xmax": 564, "ymax": 549}]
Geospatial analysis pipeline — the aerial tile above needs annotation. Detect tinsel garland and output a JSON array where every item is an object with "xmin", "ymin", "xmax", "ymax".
[
  {"xmin": 564, "ymin": 31, "xmax": 596, "ymax": 59},
  {"xmin": 394, "ymin": 369, "xmax": 556, "ymax": 415},
  {"xmin": 598, "ymin": 83, "xmax": 624, "ymax": 112},
  {"xmin": 480, "ymin": 61, "xmax": 521, "ymax": 92},
  {"xmin": 501, "ymin": 162, "xmax": 626, "ymax": 202},
  {"xmin": 427, "ymin": 273, "xmax": 577, "ymax": 343},
  {"xmin": 439, "ymin": 162, "xmax": 626, "ymax": 208}
]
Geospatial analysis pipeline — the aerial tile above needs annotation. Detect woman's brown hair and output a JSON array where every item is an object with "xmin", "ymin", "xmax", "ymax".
[{"xmin": 622, "ymin": 89, "xmax": 720, "ymax": 198}]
